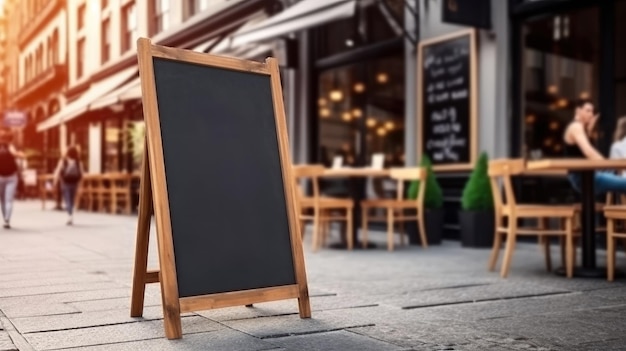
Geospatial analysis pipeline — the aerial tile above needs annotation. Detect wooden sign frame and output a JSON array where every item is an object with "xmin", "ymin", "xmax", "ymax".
[
  {"xmin": 416, "ymin": 28, "xmax": 478, "ymax": 172},
  {"xmin": 130, "ymin": 38, "xmax": 311, "ymax": 340}
]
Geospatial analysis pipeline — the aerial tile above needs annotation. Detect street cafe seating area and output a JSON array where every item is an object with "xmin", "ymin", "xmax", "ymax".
[
  {"xmin": 292, "ymin": 163, "xmax": 428, "ymax": 252},
  {"xmin": 31, "ymin": 158, "xmax": 626, "ymax": 282},
  {"xmin": 37, "ymin": 173, "xmax": 141, "ymax": 215}
]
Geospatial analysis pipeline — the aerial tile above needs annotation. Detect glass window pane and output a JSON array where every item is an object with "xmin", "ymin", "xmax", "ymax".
[
  {"xmin": 521, "ymin": 7, "xmax": 600, "ymax": 159},
  {"xmin": 318, "ymin": 55, "xmax": 405, "ymax": 168}
]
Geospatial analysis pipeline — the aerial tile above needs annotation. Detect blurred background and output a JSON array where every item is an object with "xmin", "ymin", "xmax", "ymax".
[{"xmin": 0, "ymin": 0, "xmax": 624, "ymax": 239}]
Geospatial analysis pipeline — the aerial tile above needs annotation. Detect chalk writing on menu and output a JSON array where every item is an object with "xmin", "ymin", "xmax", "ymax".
[{"xmin": 422, "ymin": 36, "xmax": 471, "ymax": 165}]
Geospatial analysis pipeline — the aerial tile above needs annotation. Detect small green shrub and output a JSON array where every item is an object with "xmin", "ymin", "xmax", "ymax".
[
  {"xmin": 406, "ymin": 155, "xmax": 443, "ymax": 209},
  {"xmin": 461, "ymin": 152, "xmax": 493, "ymax": 210}
]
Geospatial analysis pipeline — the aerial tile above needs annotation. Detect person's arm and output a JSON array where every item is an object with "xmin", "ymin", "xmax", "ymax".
[
  {"xmin": 52, "ymin": 159, "xmax": 63, "ymax": 186},
  {"xmin": 610, "ymin": 143, "xmax": 621, "ymax": 159},
  {"xmin": 8, "ymin": 144, "xmax": 25, "ymax": 159},
  {"xmin": 569, "ymin": 123, "xmax": 605, "ymax": 160}
]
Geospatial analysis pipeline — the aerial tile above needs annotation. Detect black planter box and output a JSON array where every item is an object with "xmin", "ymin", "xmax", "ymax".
[
  {"xmin": 459, "ymin": 210, "xmax": 495, "ymax": 248},
  {"xmin": 407, "ymin": 208, "xmax": 443, "ymax": 246}
]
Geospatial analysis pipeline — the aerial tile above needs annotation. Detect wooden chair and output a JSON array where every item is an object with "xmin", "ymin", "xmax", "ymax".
[
  {"xmin": 110, "ymin": 173, "xmax": 132, "ymax": 214},
  {"xmin": 488, "ymin": 159, "xmax": 578, "ymax": 278},
  {"xmin": 361, "ymin": 167, "xmax": 427, "ymax": 251},
  {"xmin": 292, "ymin": 165, "xmax": 354, "ymax": 251},
  {"xmin": 602, "ymin": 204, "xmax": 626, "ymax": 281}
]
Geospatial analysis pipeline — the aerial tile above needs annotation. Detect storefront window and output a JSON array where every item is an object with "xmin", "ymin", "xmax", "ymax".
[
  {"xmin": 103, "ymin": 119, "xmax": 121, "ymax": 172},
  {"xmin": 318, "ymin": 54, "xmax": 405, "ymax": 168},
  {"xmin": 127, "ymin": 120, "xmax": 145, "ymax": 173},
  {"xmin": 521, "ymin": 6, "xmax": 600, "ymax": 159}
]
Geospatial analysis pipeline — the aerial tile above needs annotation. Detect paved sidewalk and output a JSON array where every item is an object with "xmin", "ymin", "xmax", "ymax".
[{"xmin": 1, "ymin": 201, "xmax": 626, "ymax": 350}]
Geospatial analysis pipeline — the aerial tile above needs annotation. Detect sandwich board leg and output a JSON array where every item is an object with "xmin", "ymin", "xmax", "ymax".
[{"xmin": 130, "ymin": 150, "xmax": 154, "ymax": 318}]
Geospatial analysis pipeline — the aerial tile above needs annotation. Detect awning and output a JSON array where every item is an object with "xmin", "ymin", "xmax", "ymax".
[
  {"xmin": 191, "ymin": 37, "xmax": 221, "ymax": 53},
  {"xmin": 209, "ymin": 11, "xmax": 269, "ymax": 54},
  {"xmin": 37, "ymin": 66, "xmax": 137, "ymax": 132},
  {"xmin": 89, "ymin": 77, "xmax": 141, "ymax": 110},
  {"xmin": 230, "ymin": 0, "xmax": 357, "ymax": 47}
]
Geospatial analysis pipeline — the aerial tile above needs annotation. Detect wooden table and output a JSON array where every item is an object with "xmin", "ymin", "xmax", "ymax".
[
  {"xmin": 527, "ymin": 159, "xmax": 626, "ymax": 277},
  {"xmin": 321, "ymin": 167, "xmax": 391, "ymax": 249}
]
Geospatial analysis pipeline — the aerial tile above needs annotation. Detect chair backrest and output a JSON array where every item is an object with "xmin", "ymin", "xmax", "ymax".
[
  {"xmin": 291, "ymin": 164, "xmax": 325, "ymax": 199},
  {"xmin": 390, "ymin": 167, "xmax": 427, "ymax": 204},
  {"xmin": 488, "ymin": 158, "xmax": 525, "ymax": 209}
]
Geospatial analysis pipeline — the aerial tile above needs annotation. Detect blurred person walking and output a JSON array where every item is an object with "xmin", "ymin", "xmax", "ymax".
[
  {"xmin": 53, "ymin": 146, "xmax": 84, "ymax": 225},
  {"xmin": 0, "ymin": 129, "xmax": 25, "ymax": 229}
]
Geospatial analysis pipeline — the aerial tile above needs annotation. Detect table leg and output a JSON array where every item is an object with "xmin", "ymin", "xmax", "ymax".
[
  {"xmin": 556, "ymin": 170, "xmax": 608, "ymax": 278},
  {"xmin": 329, "ymin": 177, "xmax": 376, "ymax": 250},
  {"xmin": 580, "ymin": 170, "xmax": 596, "ymax": 270}
]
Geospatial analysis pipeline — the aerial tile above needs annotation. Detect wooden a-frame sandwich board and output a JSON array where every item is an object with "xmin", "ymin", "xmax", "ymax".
[{"xmin": 129, "ymin": 37, "xmax": 311, "ymax": 340}]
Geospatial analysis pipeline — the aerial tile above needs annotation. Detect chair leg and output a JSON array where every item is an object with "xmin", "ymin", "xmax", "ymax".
[
  {"xmin": 417, "ymin": 209, "xmax": 428, "ymax": 249},
  {"xmin": 312, "ymin": 208, "xmax": 320, "ymax": 252},
  {"xmin": 387, "ymin": 208, "xmax": 394, "ymax": 251},
  {"xmin": 565, "ymin": 218, "xmax": 574, "ymax": 278},
  {"xmin": 559, "ymin": 236, "xmax": 566, "ymax": 269},
  {"xmin": 361, "ymin": 207, "xmax": 369, "ymax": 249},
  {"xmin": 346, "ymin": 208, "xmax": 353, "ymax": 250},
  {"xmin": 542, "ymin": 237, "xmax": 552, "ymax": 272},
  {"xmin": 399, "ymin": 213, "xmax": 406, "ymax": 246},
  {"xmin": 608, "ymin": 218, "xmax": 616, "ymax": 282},
  {"xmin": 500, "ymin": 220, "xmax": 518, "ymax": 278},
  {"xmin": 300, "ymin": 218, "xmax": 306, "ymax": 238},
  {"xmin": 488, "ymin": 232, "xmax": 503, "ymax": 271}
]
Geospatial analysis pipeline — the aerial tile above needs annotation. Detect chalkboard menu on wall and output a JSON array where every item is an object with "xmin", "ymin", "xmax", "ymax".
[{"xmin": 417, "ymin": 29, "xmax": 477, "ymax": 171}]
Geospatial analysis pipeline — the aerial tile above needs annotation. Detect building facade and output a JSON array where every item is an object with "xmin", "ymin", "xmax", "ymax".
[
  {"xmin": 9, "ymin": 0, "xmax": 272, "ymax": 175},
  {"xmin": 2, "ymin": 0, "xmax": 625, "ymax": 235},
  {"xmin": 228, "ymin": 0, "xmax": 626, "ymax": 237}
]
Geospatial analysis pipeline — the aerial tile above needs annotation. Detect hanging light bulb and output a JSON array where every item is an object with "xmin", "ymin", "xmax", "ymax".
[{"xmin": 329, "ymin": 89, "xmax": 343, "ymax": 102}]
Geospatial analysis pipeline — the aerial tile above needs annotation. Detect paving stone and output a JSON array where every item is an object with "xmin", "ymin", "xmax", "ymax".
[
  {"xmin": 218, "ymin": 306, "xmax": 378, "ymax": 339},
  {"xmin": 0, "ymin": 288, "xmax": 137, "ymax": 318},
  {"xmin": 0, "ymin": 331, "xmax": 16, "ymax": 351},
  {"xmin": 471, "ymin": 311, "xmax": 620, "ymax": 348},
  {"xmin": 65, "ymin": 329, "xmax": 282, "ymax": 351},
  {"xmin": 11, "ymin": 305, "xmax": 195, "ymax": 334},
  {"xmin": 196, "ymin": 294, "xmax": 376, "ymax": 322},
  {"xmin": 408, "ymin": 293, "xmax": 624, "ymax": 325},
  {"xmin": 267, "ymin": 330, "xmax": 408, "ymax": 351},
  {"xmin": 67, "ymin": 295, "xmax": 163, "ymax": 313},
  {"xmin": 23, "ymin": 315, "xmax": 222, "ymax": 350},
  {"xmin": 0, "ymin": 281, "xmax": 124, "ymax": 298}
]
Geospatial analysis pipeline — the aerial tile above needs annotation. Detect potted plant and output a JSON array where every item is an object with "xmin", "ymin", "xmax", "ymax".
[
  {"xmin": 406, "ymin": 155, "xmax": 444, "ymax": 245},
  {"xmin": 459, "ymin": 152, "xmax": 494, "ymax": 247}
]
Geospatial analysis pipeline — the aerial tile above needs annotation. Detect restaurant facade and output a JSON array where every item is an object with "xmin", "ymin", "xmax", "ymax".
[
  {"xmin": 3, "ymin": 0, "xmax": 625, "ymax": 236},
  {"xmin": 251, "ymin": 0, "xmax": 626, "ymax": 237}
]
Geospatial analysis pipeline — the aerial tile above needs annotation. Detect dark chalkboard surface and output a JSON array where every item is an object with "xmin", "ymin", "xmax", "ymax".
[
  {"xmin": 153, "ymin": 57, "xmax": 296, "ymax": 297},
  {"xmin": 131, "ymin": 39, "xmax": 310, "ymax": 340},
  {"xmin": 418, "ymin": 29, "xmax": 477, "ymax": 171}
]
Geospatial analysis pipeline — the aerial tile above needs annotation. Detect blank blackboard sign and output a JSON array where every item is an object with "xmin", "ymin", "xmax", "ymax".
[
  {"xmin": 130, "ymin": 38, "xmax": 310, "ymax": 340},
  {"xmin": 417, "ymin": 29, "xmax": 477, "ymax": 171}
]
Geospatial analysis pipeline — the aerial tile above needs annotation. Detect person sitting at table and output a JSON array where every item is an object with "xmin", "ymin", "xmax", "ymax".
[
  {"xmin": 563, "ymin": 99, "xmax": 626, "ymax": 194},
  {"xmin": 609, "ymin": 116, "xmax": 626, "ymax": 177}
]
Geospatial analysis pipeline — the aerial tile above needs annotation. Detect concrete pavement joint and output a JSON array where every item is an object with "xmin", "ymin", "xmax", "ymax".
[
  {"xmin": 258, "ymin": 323, "xmax": 376, "ymax": 339},
  {"xmin": 417, "ymin": 283, "xmax": 493, "ymax": 291},
  {"xmin": 0, "ymin": 286, "xmax": 125, "ymax": 300},
  {"xmin": 19, "ymin": 314, "xmax": 199, "ymax": 335},
  {"xmin": 0, "ymin": 310, "xmax": 32, "ymax": 351},
  {"xmin": 401, "ymin": 291, "xmax": 574, "ymax": 309}
]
